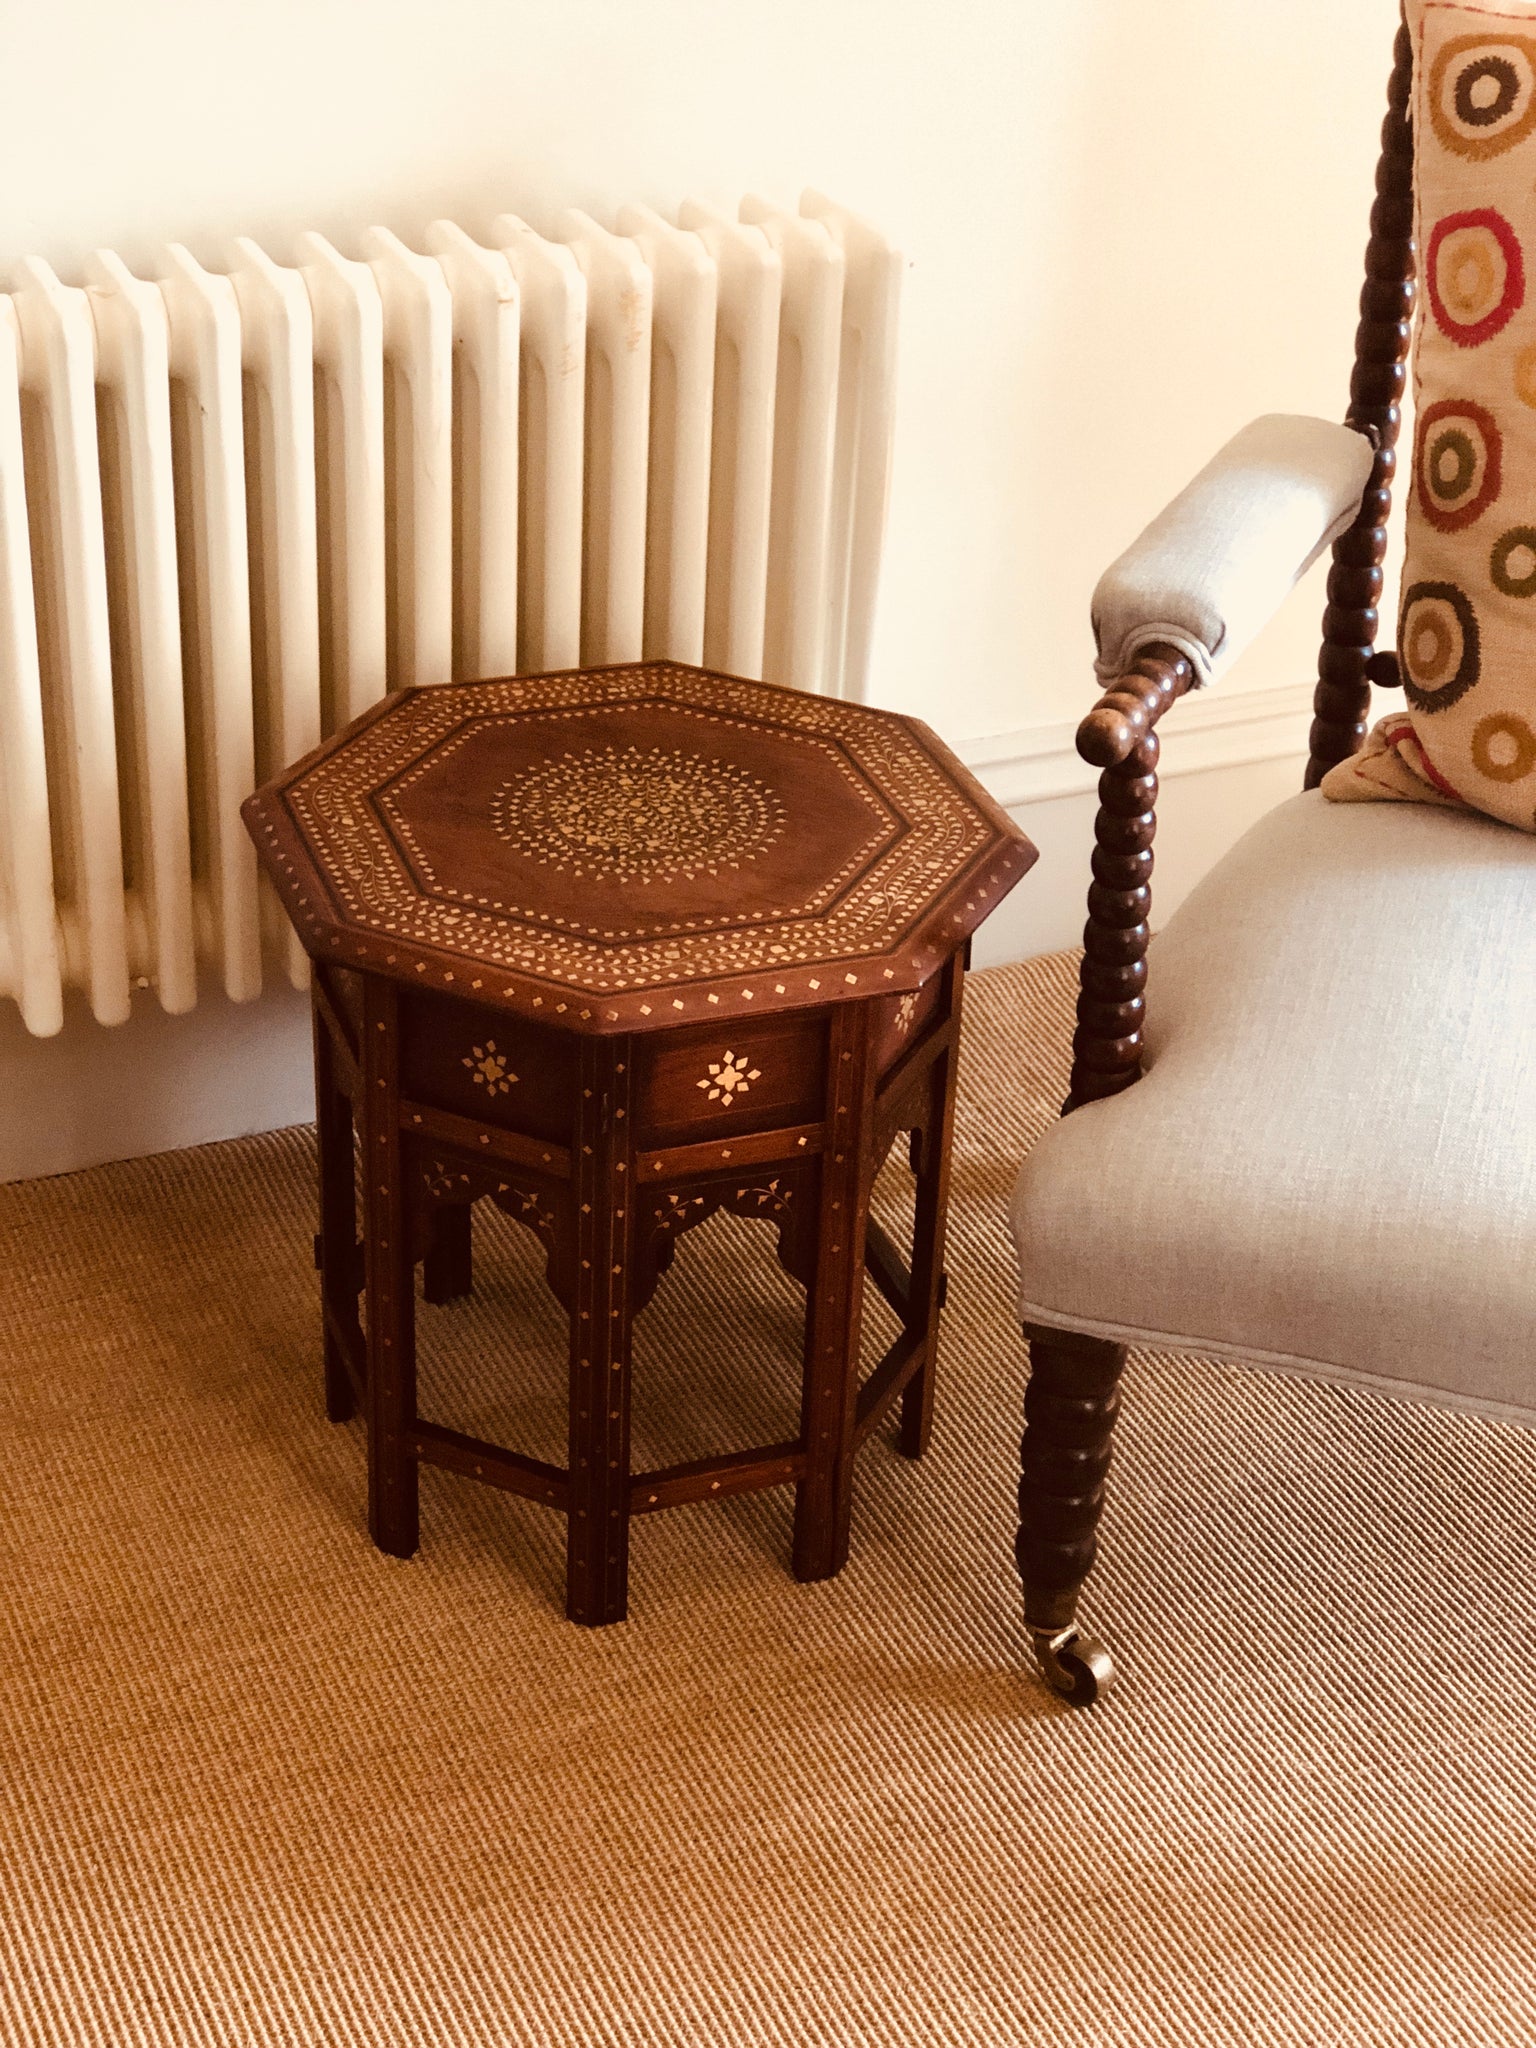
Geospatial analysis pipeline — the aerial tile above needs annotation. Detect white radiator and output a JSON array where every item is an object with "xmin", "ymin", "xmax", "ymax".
[{"xmin": 0, "ymin": 193, "xmax": 900, "ymax": 1037}]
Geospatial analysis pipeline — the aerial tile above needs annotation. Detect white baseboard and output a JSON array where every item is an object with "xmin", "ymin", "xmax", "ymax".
[
  {"xmin": 0, "ymin": 978, "xmax": 315, "ymax": 1185},
  {"xmin": 959, "ymin": 679, "xmax": 1313, "ymax": 967},
  {"xmin": 960, "ymin": 676, "xmax": 1312, "ymax": 806},
  {"xmin": 0, "ymin": 682, "xmax": 1312, "ymax": 1182}
]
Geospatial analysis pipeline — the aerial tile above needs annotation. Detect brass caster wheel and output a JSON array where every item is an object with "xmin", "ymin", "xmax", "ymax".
[{"xmin": 1031, "ymin": 1624, "xmax": 1115, "ymax": 1706}]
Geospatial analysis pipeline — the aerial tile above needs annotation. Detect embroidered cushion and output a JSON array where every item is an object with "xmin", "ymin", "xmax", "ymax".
[{"xmin": 1324, "ymin": 0, "xmax": 1536, "ymax": 829}]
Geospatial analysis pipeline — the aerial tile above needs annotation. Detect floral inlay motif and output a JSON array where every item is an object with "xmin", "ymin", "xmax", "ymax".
[
  {"xmin": 491, "ymin": 743, "xmax": 786, "ymax": 885},
  {"xmin": 421, "ymin": 1158, "xmax": 559, "ymax": 1252},
  {"xmin": 463, "ymin": 1041, "xmax": 517, "ymax": 1095},
  {"xmin": 425, "ymin": 1161, "xmax": 473, "ymax": 1201},
  {"xmin": 498, "ymin": 1184, "xmax": 558, "ymax": 1242},
  {"xmin": 697, "ymin": 1050, "xmax": 761, "ymax": 1104},
  {"xmin": 894, "ymin": 991, "xmax": 918, "ymax": 1035}
]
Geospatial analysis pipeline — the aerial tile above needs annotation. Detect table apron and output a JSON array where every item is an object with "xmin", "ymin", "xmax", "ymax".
[
  {"xmin": 873, "ymin": 1010, "xmax": 957, "ymax": 1143},
  {"xmin": 314, "ymin": 975, "xmax": 362, "ymax": 1099},
  {"xmin": 635, "ymin": 1121, "xmax": 825, "ymax": 1184},
  {"xmin": 400, "ymin": 1099, "xmax": 573, "ymax": 1180}
]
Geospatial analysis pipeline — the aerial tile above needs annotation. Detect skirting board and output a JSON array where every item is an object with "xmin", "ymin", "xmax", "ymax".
[
  {"xmin": 0, "ymin": 682, "xmax": 1313, "ymax": 1183},
  {"xmin": 964, "ymin": 677, "xmax": 1314, "ymax": 967}
]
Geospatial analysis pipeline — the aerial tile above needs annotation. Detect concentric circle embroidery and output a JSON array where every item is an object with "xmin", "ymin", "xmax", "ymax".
[
  {"xmin": 491, "ymin": 743, "xmax": 787, "ymax": 885},
  {"xmin": 1471, "ymin": 711, "xmax": 1536, "ymax": 783},
  {"xmin": 1515, "ymin": 343, "xmax": 1536, "ymax": 410},
  {"xmin": 1415, "ymin": 399, "xmax": 1503, "ymax": 530},
  {"xmin": 1400, "ymin": 581, "xmax": 1482, "ymax": 713},
  {"xmin": 1426, "ymin": 209, "xmax": 1525, "ymax": 347},
  {"xmin": 1429, "ymin": 33, "xmax": 1536, "ymax": 159},
  {"xmin": 1490, "ymin": 525, "xmax": 1536, "ymax": 595}
]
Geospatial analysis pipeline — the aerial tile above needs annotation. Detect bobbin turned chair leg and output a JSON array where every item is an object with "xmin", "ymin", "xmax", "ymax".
[{"xmin": 1015, "ymin": 1324, "xmax": 1126, "ymax": 1705}]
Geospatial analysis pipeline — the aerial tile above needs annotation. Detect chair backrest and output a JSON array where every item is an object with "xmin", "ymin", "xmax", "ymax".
[{"xmin": 1305, "ymin": 14, "xmax": 1418, "ymax": 791}]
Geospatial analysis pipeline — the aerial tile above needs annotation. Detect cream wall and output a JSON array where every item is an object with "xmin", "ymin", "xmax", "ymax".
[
  {"xmin": 5, "ymin": 0, "xmax": 1401, "ymax": 732},
  {"xmin": 0, "ymin": 0, "xmax": 1405, "ymax": 1176}
]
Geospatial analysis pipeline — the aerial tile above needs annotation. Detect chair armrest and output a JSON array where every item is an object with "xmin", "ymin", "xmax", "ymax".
[
  {"xmin": 1077, "ymin": 645, "xmax": 1196, "ymax": 768},
  {"xmin": 1091, "ymin": 413, "xmax": 1377, "ymax": 692},
  {"xmin": 1065, "ymin": 419, "xmax": 1374, "ymax": 1106}
]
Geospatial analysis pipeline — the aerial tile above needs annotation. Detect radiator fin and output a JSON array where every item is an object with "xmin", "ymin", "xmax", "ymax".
[
  {"xmin": 678, "ymin": 204, "xmax": 781, "ymax": 683},
  {"xmin": 740, "ymin": 200, "xmax": 845, "ymax": 697},
  {"xmin": 0, "ymin": 300, "xmax": 63, "ymax": 1035},
  {"xmin": 14, "ymin": 259, "xmax": 131, "ymax": 1025},
  {"xmin": 0, "ymin": 195, "xmax": 899, "ymax": 1033}
]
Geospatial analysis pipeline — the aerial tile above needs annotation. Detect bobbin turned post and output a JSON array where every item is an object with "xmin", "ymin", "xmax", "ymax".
[
  {"xmin": 1066, "ymin": 647, "xmax": 1192, "ymax": 1111},
  {"xmin": 1021, "ymin": 643, "xmax": 1194, "ymax": 1685},
  {"xmin": 1306, "ymin": 14, "xmax": 1415, "ymax": 788}
]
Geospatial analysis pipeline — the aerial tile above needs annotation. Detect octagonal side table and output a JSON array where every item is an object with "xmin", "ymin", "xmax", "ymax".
[{"xmin": 245, "ymin": 660, "xmax": 1035, "ymax": 1624}]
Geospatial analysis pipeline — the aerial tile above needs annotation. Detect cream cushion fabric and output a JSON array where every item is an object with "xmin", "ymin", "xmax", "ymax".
[
  {"xmin": 1010, "ymin": 792, "xmax": 1536, "ymax": 1422},
  {"xmin": 1091, "ymin": 415, "xmax": 1374, "ymax": 687}
]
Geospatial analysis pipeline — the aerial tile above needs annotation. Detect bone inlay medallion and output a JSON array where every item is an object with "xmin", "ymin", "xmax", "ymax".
[
  {"xmin": 463, "ymin": 1040, "xmax": 517, "ymax": 1095},
  {"xmin": 697, "ymin": 1051, "xmax": 761, "ymax": 1104},
  {"xmin": 491, "ymin": 744, "xmax": 786, "ymax": 884}
]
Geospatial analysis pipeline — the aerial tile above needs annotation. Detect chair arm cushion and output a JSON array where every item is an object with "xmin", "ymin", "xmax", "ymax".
[{"xmin": 1091, "ymin": 414, "xmax": 1376, "ymax": 687}]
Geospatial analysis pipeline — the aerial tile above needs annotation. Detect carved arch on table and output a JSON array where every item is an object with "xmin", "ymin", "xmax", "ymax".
[
  {"xmin": 874, "ymin": 1064, "xmax": 937, "ymax": 1181},
  {"xmin": 634, "ymin": 1160, "xmax": 820, "ymax": 1314},
  {"xmin": 411, "ymin": 1149, "xmax": 575, "ymax": 1311}
]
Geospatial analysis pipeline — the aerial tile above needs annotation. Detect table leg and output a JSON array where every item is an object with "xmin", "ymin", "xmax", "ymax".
[
  {"xmin": 362, "ymin": 979, "xmax": 419, "ymax": 1559},
  {"xmin": 313, "ymin": 996, "xmax": 359, "ymax": 1424},
  {"xmin": 899, "ymin": 952, "xmax": 964, "ymax": 1458},
  {"xmin": 566, "ymin": 1037, "xmax": 635, "ymax": 1625},
  {"xmin": 794, "ymin": 1001, "xmax": 877, "ymax": 1582},
  {"xmin": 423, "ymin": 1202, "xmax": 474, "ymax": 1304}
]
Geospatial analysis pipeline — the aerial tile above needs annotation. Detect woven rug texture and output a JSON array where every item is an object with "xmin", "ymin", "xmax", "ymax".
[{"xmin": 2, "ymin": 952, "xmax": 1533, "ymax": 2048}]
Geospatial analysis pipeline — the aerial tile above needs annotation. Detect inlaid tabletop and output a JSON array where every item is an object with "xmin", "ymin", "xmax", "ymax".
[{"xmin": 244, "ymin": 661, "xmax": 1032, "ymax": 1033}]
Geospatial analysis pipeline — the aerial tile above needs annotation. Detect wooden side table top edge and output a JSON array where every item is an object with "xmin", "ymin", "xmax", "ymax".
[{"xmin": 242, "ymin": 662, "xmax": 1037, "ymax": 1037}]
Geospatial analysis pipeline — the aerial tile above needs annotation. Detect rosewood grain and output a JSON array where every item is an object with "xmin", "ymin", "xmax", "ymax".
[
  {"xmin": 897, "ymin": 948, "xmax": 966, "ymax": 1457},
  {"xmin": 566, "ymin": 1034, "xmax": 636, "ymax": 1625},
  {"xmin": 422, "ymin": 1203, "xmax": 474, "ymax": 1305},
  {"xmin": 361, "ymin": 976, "xmax": 419, "ymax": 1559},
  {"xmin": 313, "ymin": 995, "xmax": 361, "ymax": 1423}
]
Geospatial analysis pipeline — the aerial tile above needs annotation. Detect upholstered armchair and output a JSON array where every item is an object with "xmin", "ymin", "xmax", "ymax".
[{"xmin": 1010, "ymin": 12, "xmax": 1536, "ymax": 1704}]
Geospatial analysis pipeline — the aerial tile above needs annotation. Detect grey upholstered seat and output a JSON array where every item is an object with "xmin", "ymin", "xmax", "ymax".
[{"xmin": 1011, "ymin": 791, "xmax": 1536, "ymax": 1424}]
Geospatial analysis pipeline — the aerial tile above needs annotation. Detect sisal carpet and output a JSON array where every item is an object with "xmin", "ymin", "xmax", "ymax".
[{"xmin": 3, "ymin": 953, "xmax": 1534, "ymax": 2048}]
